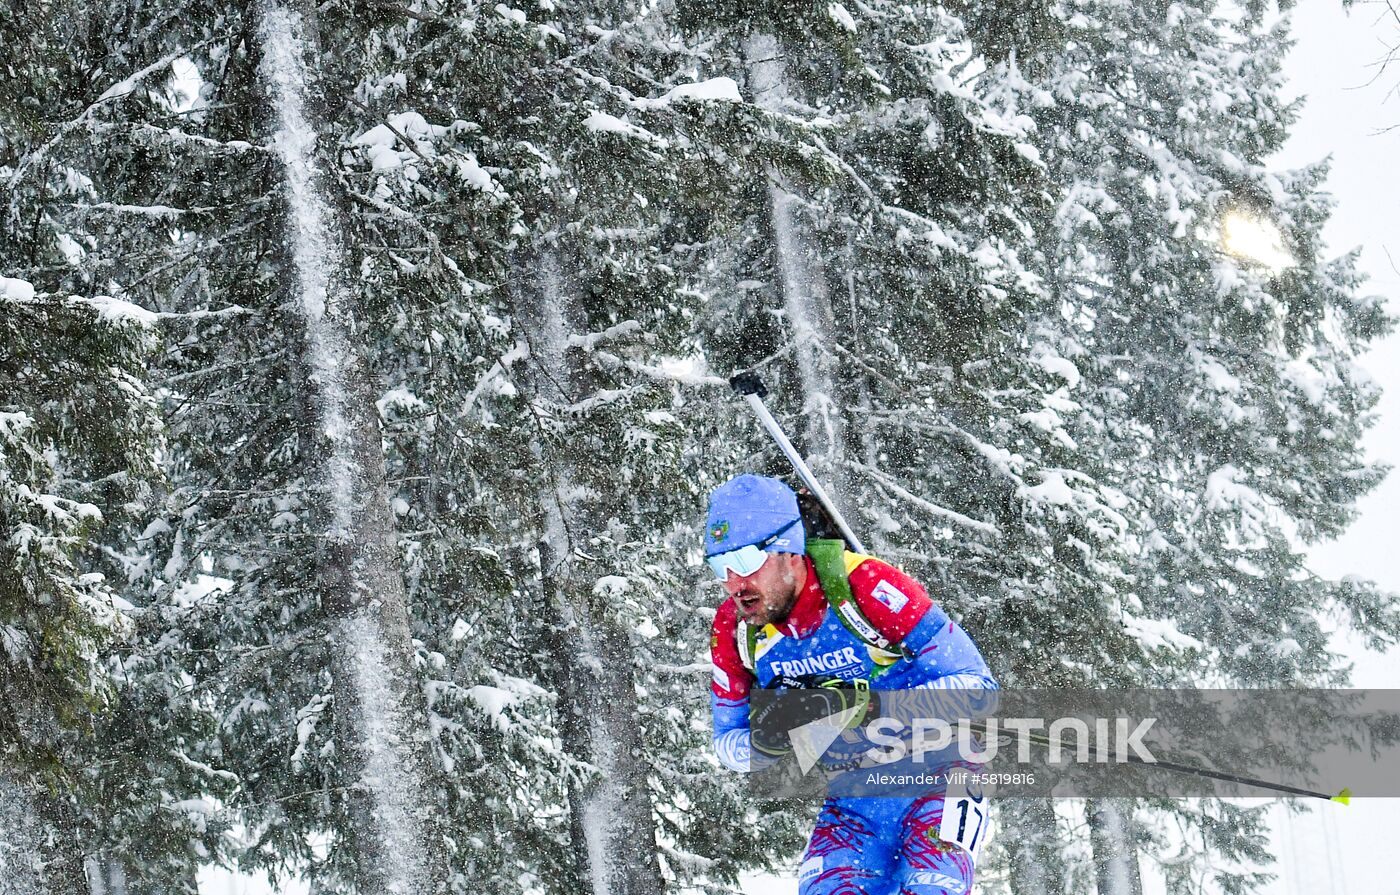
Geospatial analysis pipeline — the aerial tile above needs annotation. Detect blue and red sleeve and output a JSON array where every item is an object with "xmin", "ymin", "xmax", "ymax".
[{"xmin": 710, "ymin": 599, "xmax": 755, "ymax": 771}]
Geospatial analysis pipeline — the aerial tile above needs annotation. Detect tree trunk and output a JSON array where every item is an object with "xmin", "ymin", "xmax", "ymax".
[
  {"xmin": 515, "ymin": 246, "xmax": 665, "ymax": 895},
  {"xmin": 998, "ymin": 800, "xmax": 1067, "ymax": 895},
  {"xmin": 0, "ymin": 769, "xmax": 88, "ymax": 895},
  {"xmin": 84, "ymin": 858, "xmax": 132, "ymax": 895},
  {"xmin": 255, "ymin": 2, "xmax": 444, "ymax": 891},
  {"xmin": 743, "ymin": 31, "xmax": 855, "ymax": 518},
  {"xmin": 1087, "ymin": 799, "xmax": 1144, "ymax": 895}
]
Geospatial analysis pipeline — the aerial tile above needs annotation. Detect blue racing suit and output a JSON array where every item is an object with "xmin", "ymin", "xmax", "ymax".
[{"xmin": 710, "ymin": 551, "xmax": 998, "ymax": 895}]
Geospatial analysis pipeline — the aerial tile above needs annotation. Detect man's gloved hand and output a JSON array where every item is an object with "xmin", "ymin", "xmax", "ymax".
[
  {"xmin": 750, "ymin": 676, "xmax": 876, "ymax": 757},
  {"xmin": 815, "ymin": 677, "xmax": 876, "ymax": 731},
  {"xmin": 749, "ymin": 697, "xmax": 799, "ymax": 757}
]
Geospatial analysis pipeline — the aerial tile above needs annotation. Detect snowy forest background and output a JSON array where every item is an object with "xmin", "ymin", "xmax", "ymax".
[{"xmin": 3, "ymin": 0, "xmax": 1399, "ymax": 893}]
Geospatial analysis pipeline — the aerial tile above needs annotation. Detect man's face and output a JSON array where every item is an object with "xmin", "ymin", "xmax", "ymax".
[{"xmin": 721, "ymin": 552, "xmax": 807, "ymax": 627}]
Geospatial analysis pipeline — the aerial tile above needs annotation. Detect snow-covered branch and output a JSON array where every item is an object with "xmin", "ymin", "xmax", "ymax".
[
  {"xmin": 6, "ymin": 37, "xmax": 221, "ymax": 190},
  {"xmin": 566, "ymin": 319, "xmax": 642, "ymax": 351},
  {"xmin": 650, "ymin": 662, "xmax": 708, "ymax": 675},
  {"xmin": 592, "ymin": 350, "xmax": 728, "ymax": 388},
  {"xmin": 91, "ymin": 121, "xmax": 270, "ymax": 154},
  {"xmin": 849, "ymin": 461, "xmax": 1001, "ymax": 538}
]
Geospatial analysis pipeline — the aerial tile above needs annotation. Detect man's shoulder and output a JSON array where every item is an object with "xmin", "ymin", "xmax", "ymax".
[
  {"xmin": 847, "ymin": 554, "xmax": 924, "ymax": 596},
  {"xmin": 844, "ymin": 554, "xmax": 933, "ymax": 635},
  {"xmin": 843, "ymin": 552, "xmax": 898, "ymax": 577},
  {"xmin": 812, "ymin": 549, "xmax": 910, "ymax": 593}
]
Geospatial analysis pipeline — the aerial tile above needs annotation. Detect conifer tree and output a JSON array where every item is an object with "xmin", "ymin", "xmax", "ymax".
[
  {"xmin": 1, "ymin": 3, "xmax": 234, "ymax": 889},
  {"xmin": 969, "ymin": 0, "xmax": 1396, "ymax": 890},
  {"xmin": 0, "ymin": 274, "xmax": 164, "ymax": 892},
  {"xmin": 674, "ymin": 1, "xmax": 1395, "ymax": 891},
  {"xmin": 3, "ymin": 1, "xmax": 1395, "ymax": 893}
]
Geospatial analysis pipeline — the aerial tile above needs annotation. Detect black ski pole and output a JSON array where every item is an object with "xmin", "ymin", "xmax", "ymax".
[
  {"xmin": 730, "ymin": 371, "xmax": 866, "ymax": 554},
  {"xmin": 967, "ymin": 721, "xmax": 1351, "ymax": 804}
]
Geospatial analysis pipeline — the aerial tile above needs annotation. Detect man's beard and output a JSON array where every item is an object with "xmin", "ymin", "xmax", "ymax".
[{"xmin": 741, "ymin": 579, "xmax": 798, "ymax": 626}]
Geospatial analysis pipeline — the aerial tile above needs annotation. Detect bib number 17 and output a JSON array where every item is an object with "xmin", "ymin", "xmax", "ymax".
[{"xmin": 938, "ymin": 776, "xmax": 990, "ymax": 866}]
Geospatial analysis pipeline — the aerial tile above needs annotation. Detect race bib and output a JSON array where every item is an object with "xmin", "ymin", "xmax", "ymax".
[{"xmin": 937, "ymin": 775, "xmax": 991, "ymax": 866}]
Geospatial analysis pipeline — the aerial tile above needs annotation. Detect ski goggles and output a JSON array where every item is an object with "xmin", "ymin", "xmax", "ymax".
[{"xmin": 705, "ymin": 520, "xmax": 800, "ymax": 580}]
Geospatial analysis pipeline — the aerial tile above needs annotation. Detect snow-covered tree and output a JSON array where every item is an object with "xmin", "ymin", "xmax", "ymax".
[
  {"xmin": 4, "ymin": 1, "xmax": 1395, "ymax": 894},
  {"xmin": 0, "ymin": 0, "xmax": 463, "ymax": 888},
  {"xmin": 0, "ymin": 273, "xmax": 166, "ymax": 891},
  {"xmin": 975, "ymin": 0, "xmax": 1397, "ymax": 890},
  {"xmin": 670, "ymin": 0, "xmax": 1396, "ymax": 891},
  {"xmin": 0, "ymin": 4, "xmax": 239, "ymax": 888}
]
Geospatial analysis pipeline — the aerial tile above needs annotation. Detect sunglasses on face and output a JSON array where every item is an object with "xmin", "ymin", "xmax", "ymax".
[
  {"xmin": 706, "ymin": 543, "xmax": 773, "ymax": 580},
  {"xmin": 705, "ymin": 521, "xmax": 796, "ymax": 580}
]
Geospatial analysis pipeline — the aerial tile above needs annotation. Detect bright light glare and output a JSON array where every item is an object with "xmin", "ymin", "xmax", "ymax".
[{"xmin": 1222, "ymin": 210, "xmax": 1295, "ymax": 272}]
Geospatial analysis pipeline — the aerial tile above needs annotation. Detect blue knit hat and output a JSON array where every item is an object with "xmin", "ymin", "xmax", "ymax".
[{"xmin": 704, "ymin": 474, "xmax": 805, "ymax": 557}]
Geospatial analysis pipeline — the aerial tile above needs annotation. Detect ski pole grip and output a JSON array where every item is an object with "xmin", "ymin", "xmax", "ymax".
[{"xmin": 729, "ymin": 371, "xmax": 768, "ymax": 398}]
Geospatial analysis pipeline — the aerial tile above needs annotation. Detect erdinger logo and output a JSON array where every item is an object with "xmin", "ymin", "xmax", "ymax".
[{"xmin": 769, "ymin": 646, "xmax": 863, "ymax": 678}]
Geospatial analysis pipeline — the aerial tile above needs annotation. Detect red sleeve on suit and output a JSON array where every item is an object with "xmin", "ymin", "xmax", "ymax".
[
  {"xmin": 710, "ymin": 598, "xmax": 754, "ymax": 701},
  {"xmin": 847, "ymin": 558, "xmax": 934, "ymax": 645}
]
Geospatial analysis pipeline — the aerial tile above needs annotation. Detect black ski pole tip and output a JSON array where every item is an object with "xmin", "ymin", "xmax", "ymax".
[{"xmin": 730, "ymin": 371, "xmax": 768, "ymax": 397}]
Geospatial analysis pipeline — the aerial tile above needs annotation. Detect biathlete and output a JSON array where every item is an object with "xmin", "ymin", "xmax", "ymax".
[{"xmin": 705, "ymin": 474, "xmax": 998, "ymax": 895}]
